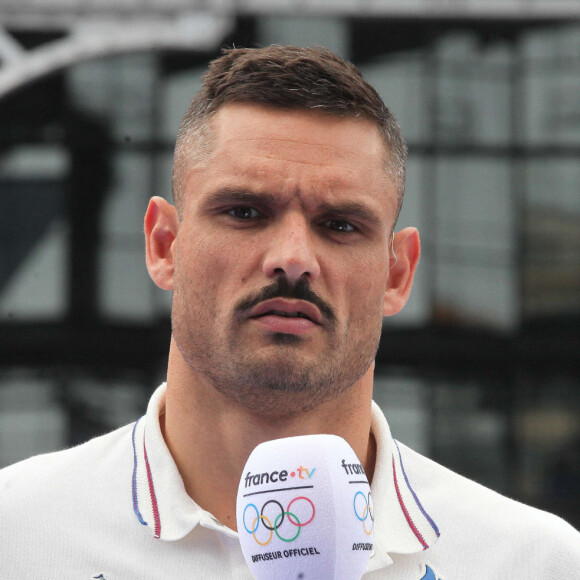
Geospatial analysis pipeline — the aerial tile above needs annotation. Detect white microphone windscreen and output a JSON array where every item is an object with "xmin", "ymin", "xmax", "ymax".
[{"xmin": 236, "ymin": 434, "xmax": 374, "ymax": 580}]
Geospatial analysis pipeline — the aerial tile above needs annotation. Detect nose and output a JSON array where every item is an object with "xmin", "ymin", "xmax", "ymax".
[{"xmin": 262, "ymin": 214, "xmax": 321, "ymax": 283}]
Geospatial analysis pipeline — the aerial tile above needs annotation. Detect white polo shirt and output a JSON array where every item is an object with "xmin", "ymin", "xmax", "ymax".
[{"xmin": 1, "ymin": 383, "xmax": 579, "ymax": 579}]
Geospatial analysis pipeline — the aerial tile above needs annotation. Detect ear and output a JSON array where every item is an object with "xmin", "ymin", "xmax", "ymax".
[
  {"xmin": 144, "ymin": 196, "xmax": 179, "ymax": 291},
  {"xmin": 383, "ymin": 227, "xmax": 421, "ymax": 317}
]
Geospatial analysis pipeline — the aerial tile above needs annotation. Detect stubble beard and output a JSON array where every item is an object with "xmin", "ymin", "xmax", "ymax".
[
  {"xmin": 172, "ymin": 310, "xmax": 381, "ymax": 417},
  {"xmin": 170, "ymin": 274, "xmax": 383, "ymax": 416}
]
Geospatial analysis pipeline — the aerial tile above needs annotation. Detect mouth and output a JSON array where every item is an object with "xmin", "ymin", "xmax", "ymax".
[
  {"xmin": 255, "ymin": 309, "xmax": 313, "ymax": 321},
  {"xmin": 248, "ymin": 299, "xmax": 322, "ymax": 325}
]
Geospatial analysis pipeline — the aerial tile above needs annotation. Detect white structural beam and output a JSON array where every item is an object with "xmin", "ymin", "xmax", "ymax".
[
  {"xmin": 239, "ymin": 0, "xmax": 580, "ymax": 18},
  {"xmin": 0, "ymin": 1, "xmax": 577, "ymax": 99},
  {"xmin": 0, "ymin": 28, "xmax": 25, "ymax": 64},
  {"xmin": 0, "ymin": 13, "xmax": 233, "ymax": 99},
  {"xmin": 0, "ymin": 0, "xmax": 579, "ymax": 26}
]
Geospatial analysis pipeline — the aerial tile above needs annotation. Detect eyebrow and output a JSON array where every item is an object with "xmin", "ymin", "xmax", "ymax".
[
  {"xmin": 204, "ymin": 188, "xmax": 278, "ymax": 207},
  {"xmin": 205, "ymin": 187, "xmax": 382, "ymax": 227}
]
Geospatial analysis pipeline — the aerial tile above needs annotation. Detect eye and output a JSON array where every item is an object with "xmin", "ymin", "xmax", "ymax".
[
  {"xmin": 227, "ymin": 207, "xmax": 262, "ymax": 220},
  {"xmin": 323, "ymin": 219, "xmax": 357, "ymax": 233}
]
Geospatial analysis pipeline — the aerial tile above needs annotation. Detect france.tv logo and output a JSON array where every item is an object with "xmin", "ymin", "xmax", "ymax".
[{"xmin": 244, "ymin": 466, "xmax": 316, "ymax": 488}]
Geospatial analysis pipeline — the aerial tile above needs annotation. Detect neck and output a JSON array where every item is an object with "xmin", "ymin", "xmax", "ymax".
[{"xmin": 161, "ymin": 340, "xmax": 376, "ymax": 531}]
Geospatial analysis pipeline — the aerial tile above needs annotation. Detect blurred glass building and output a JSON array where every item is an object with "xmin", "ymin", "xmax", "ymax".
[{"xmin": 0, "ymin": 0, "xmax": 579, "ymax": 527}]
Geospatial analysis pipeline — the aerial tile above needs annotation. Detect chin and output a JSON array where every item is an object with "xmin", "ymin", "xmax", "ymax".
[{"xmin": 268, "ymin": 332, "xmax": 305, "ymax": 345}]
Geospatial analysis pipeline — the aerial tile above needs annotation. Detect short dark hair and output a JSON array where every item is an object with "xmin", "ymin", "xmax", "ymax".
[{"xmin": 172, "ymin": 45, "xmax": 407, "ymax": 220}]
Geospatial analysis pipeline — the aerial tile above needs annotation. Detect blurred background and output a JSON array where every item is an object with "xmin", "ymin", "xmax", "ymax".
[{"xmin": 0, "ymin": 0, "xmax": 579, "ymax": 528}]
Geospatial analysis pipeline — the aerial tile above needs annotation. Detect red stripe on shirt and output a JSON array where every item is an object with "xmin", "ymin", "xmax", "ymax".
[
  {"xmin": 392, "ymin": 455, "xmax": 428, "ymax": 550},
  {"xmin": 143, "ymin": 438, "xmax": 161, "ymax": 539}
]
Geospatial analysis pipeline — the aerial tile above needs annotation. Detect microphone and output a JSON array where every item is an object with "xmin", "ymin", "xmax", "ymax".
[{"xmin": 236, "ymin": 434, "xmax": 374, "ymax": 580}]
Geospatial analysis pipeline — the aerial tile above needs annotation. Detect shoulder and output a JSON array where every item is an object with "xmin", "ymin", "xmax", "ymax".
[
  {"xmin": 397, "ymin": 442, "xmax": 580, "ymax": 574},
  {"xmin": 0, "ymin": 422, "xmax": 133, "ymax": 491},
  {"xmin": 0, "ymin": 423, "xmax": 141, "ymax": 575},
  {"xmin": 0, "ymin": 422, "xmax": 134, "ymax": 524}
]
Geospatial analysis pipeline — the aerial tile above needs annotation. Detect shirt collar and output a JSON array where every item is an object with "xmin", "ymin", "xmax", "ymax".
[
  {"xmin": 367, "ymin": 401, "xmax": 440, "ymax": 571},
  {"xmin": 131, "ymin": 384, "xmax": 440, "ymax": 557},
  {"xmin": 132, "ymin": 383, "xmax": 233, "ymax": 541}
]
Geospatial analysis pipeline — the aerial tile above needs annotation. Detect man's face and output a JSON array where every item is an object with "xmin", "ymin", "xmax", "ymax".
[{"xmin": 171, "ymin": 103, "xmax": 400, "ymax": 414}]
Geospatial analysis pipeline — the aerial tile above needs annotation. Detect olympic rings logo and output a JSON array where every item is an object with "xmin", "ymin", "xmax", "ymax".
[
  {"xmin": 242, "ymin": 497, "xmax": 316, "ymax": 546},
  {"xmin": 353, "ymin": 491, "xmax": 374, "ymax": 535}
]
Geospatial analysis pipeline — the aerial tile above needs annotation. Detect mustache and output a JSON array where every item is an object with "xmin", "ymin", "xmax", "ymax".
[{"xmin": 234, "ymin": 276, "xmax": 336, "ymax": 324}]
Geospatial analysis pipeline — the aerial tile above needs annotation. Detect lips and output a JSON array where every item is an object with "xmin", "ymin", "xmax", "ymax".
[
  {"xmin": 248, "ymin": 298, "xmax": 323, "ymax": 325},
  {"xmin": 260, "ymin": 310, "xmax": 310, "ymax": 319}
]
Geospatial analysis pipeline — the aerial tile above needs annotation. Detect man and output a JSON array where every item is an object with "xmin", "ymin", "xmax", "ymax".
[{"xmin": 1, "ymin": 45, "xmax": 579, "ymax": 579}]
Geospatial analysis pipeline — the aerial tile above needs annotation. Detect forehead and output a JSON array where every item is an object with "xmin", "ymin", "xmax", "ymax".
[{"xmin": 185, "ymin": 103, "xmax": 397, "ymax": 216}]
